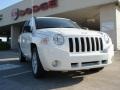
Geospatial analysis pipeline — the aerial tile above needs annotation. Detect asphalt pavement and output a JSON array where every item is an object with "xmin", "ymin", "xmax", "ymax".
[{"xmin": 0, "ymin": 50, "xmax": 120, "ymax": 90}]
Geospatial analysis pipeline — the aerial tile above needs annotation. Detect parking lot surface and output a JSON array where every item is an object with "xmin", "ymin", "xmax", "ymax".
[{"xmin": 0, "ymin": 50, "xmax": 120, "ymax": 90}]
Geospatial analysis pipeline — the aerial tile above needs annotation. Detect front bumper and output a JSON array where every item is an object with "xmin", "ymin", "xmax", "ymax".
[{"xmin": 37, "ymin": 44, "xmax": 114, "ymax": 71}]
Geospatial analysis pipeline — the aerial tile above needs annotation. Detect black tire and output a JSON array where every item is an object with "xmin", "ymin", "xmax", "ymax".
[
  {"xmin": 31, "ymin": 47, "xmax": 46, "ymax": 78},
  {"xmin": 91, "ymin": 67, "xmax": 104, "ymax": 71},
  {"xmin": 19, "ymin": 48, "xmax": 26, "ymax": 62}
]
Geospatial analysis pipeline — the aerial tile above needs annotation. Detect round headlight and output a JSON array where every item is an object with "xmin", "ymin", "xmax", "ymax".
[{"xmin": 53, "ymin": 34, "xmax": 64, "ymax": 45}]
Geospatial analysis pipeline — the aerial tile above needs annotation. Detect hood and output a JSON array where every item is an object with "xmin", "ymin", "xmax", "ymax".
[{"xmin": 36, "ymin": 28, "xmax": 102, "ymax": 37}]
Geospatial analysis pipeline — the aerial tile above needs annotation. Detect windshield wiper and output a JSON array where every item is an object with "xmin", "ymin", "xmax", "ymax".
[{"xmin": 64, "ymin": 27, "xmax": 75, "ymax": 28}]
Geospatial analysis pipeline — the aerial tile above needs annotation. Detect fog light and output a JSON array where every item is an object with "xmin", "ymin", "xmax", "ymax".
[
  {"xmin": 52, "ymin": 60, "xmax": 59, "ymax": 67},
  {"xmin": 102, "ymin": 60, "xmax": 107, "ymax": 64}
]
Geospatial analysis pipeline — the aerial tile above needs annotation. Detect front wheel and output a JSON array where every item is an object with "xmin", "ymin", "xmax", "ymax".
[
  {"xmin": 91, "ymin": 67, "xmax": 104, "ymax": 71},
  {"xmin": 31, "ymin": 47, "xmax": 46, "ymax": 78}
]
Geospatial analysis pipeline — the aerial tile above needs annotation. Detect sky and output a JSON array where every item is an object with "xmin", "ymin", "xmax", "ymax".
[{"xmin": 0, "ymin": 0, "xmax": 22, "ymax": 10}]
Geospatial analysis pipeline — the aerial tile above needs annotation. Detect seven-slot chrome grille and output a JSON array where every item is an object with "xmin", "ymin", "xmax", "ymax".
[{"xmin": 68, "ymin": 37, "xmax": 103, "ymax": 52}]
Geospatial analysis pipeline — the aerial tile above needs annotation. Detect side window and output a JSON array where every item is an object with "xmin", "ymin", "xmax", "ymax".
[{"xmin": 22, "ymin": 21, "xmax": 30, "ymax": 33}]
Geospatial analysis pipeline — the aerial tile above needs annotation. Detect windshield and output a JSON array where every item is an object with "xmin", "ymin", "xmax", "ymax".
[{"xmin": 35, "ymin": 18, "xmax": 81, "ymax": 29}]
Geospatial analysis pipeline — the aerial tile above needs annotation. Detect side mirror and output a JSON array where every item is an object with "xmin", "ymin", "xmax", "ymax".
[{"xmin": 24, "ymin": 26, "xmax": 31, "ymax": 32}]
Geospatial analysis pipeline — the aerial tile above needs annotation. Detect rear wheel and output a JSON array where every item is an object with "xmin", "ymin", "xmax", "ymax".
[
  {"xmin": 31, "ymin": 47, "xmax": 46, "ymax": 78},
  {"xmin": 19, "ymin": 48, "xmax": 26, "ymax": 62}
]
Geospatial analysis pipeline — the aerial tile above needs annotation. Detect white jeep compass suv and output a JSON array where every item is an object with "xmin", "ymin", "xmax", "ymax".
[{"xmin": 18, "ymin": 17, "xmax": 114, "ymax": 78}]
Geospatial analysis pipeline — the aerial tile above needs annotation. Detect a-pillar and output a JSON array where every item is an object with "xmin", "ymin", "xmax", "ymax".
[
  {"xmin": 11, "ymin": 25, "xmax": 20, "ymax": 50},
  {"xmin": 100, "ymin": 4, "xmax": 118, "ymax": 50}
]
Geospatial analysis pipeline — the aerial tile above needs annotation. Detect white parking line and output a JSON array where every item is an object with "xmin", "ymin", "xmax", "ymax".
[
  {"xmin": 3, "ymin": 71, "xmax": 32, "ymax": 78},
  {"xmin": 0, "ymin": 58, "xmax": 19, "ymax": 61},
  {"xmin": 0, "ymin": 64, "xmax": 21, "ymax": 71}
]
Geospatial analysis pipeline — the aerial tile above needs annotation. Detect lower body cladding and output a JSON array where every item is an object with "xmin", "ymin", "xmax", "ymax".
[{"xmin": 37, "ymin": 45, "xmax": 114, "ymax": 71}]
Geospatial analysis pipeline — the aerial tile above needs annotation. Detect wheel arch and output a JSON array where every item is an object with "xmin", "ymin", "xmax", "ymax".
[{"xmin": 31, "ymin": 43, "xmax": 37, "ymax": 52}]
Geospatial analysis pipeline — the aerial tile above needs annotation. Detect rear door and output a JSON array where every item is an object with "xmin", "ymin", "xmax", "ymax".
[{"xmin": 19, "ymin": 21, "xmax": 32, "ymax": 58}]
